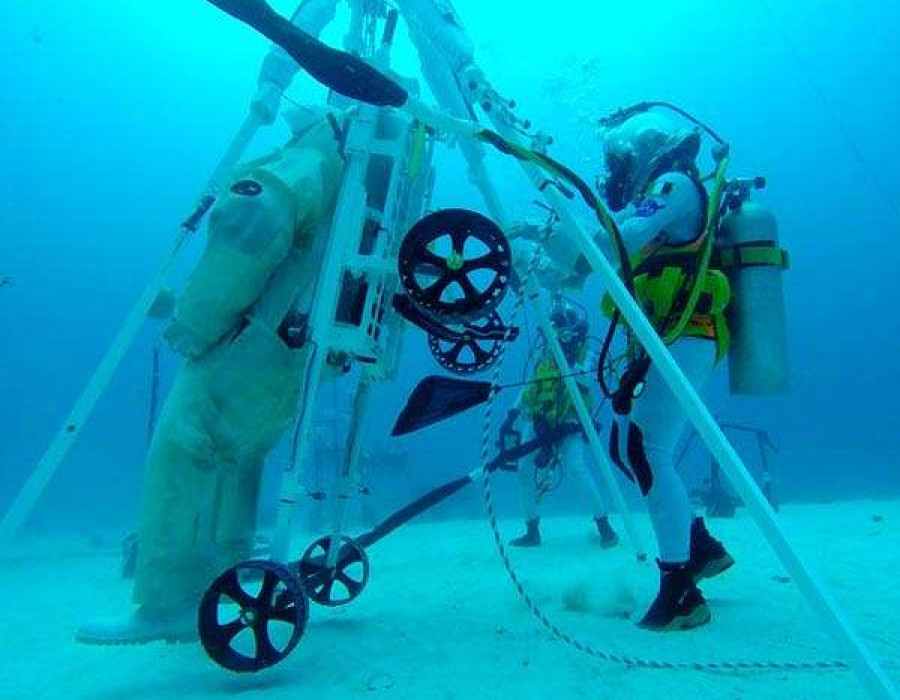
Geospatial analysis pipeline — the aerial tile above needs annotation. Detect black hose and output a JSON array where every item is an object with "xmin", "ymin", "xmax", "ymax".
[
  {"xmin": 599, "ymin": 101, "xmax": 727, "ymax": 146},
  {"xmin": 354, "ymin": 423, "xmax": 581, "ymax": 549},
  {"xmin": 478, "ymin": 129, "xmax": 635, "ymax": 293},
  {"xmin": 596, "ymin": 311, "xmax": 620, "ymax": 399},
  {"xmin": 648, "ymin": 101, "xmax": 728, "ymax": 146},
  {"xmin": 207, "ymin": 0, "xmax": 409, "ymax": 107},
  {"xmin": 355, "ymin": 476, "xmax": 472, "ymax": 549}
]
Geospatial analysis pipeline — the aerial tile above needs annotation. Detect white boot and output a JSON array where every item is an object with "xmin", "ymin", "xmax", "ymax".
[{"xmin": 76, "ymin": 605, "xmax": 197, "ymax": 645}]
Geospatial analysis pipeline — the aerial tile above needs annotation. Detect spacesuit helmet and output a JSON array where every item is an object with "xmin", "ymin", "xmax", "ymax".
[
  {"xmin": 601, "ymin": 112, "xmax": 702, "ymax": 212},
  {"xmin": 549, "ymin": 297, "xmax": 589, "ymax": 363}
]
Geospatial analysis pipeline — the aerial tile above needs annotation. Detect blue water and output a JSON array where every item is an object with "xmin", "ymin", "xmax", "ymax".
[
  {"xmin": 1, "ymin": 0, "xmax": 898, "ymax": 541},
  {"xmin": 3, "ymin": 3, "xmax": 900, "ymax": 700}
]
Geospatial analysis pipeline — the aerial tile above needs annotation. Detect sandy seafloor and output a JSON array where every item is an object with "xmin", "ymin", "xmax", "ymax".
[{"xmin": 3, "ymin": 500, "xmax": 898, "ymax": 700}]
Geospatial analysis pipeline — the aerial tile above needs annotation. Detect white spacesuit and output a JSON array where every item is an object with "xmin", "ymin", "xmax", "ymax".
[
  {"xmin": 509, "ymin": 301, "xmax": 618, "ymax": 549},
  {"xmin": 600, "ymin": 112, "xmax": 735, "ymax": 631}
]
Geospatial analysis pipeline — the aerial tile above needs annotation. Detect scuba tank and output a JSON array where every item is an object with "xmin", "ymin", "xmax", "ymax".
[
  {"xmin": 717, "ymin": 202, "xmax": 791, "ymax": 395},
  {"xmin": 597, "ymin": 102, "xmax": 792, "ymax": 396}
]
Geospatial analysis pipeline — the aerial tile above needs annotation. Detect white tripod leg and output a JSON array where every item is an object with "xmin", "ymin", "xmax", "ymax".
[
  {"xmin": 399, "ymin": 6, "xmax": 508, "ymax": 224},
  {"xmin": 475, "ymin": 102, "xmax": 897, "ymax": 700},
  {"xmin": 394, "ymin": 5, "xmax": 896, "ymax": 693},
  {"xmin": 0, "ymin": 112, "xmax": 263, "ymax": 554},
  {"xmin": 0, "ymin": 1, "xmax": 340, "ymax": 554},
  {"xmin": 562, "ymin": 434, "xmax": 612, "ymax": 521},
  {"xmin": 400, "ymin": 7, "xmax": 644, "ymax": 555},
  {"xmin": 524, "ymin": 287, "xmax": 647, "ymax": 559}
]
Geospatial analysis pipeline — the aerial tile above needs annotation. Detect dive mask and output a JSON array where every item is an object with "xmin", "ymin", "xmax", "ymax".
[{"xmin": 603, "ymin": 149, "xmax": 637, "ymax": 212}]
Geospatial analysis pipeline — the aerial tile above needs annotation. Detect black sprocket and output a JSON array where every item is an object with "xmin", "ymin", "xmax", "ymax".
[{"xmin": 399, "ymin": 209, "xmax": 511, "ymax": 322}]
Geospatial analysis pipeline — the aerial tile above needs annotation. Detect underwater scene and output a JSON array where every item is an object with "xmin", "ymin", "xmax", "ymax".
[{"xmin": 1, "ymin": 0, "xmax": 898, "ymax": 698}]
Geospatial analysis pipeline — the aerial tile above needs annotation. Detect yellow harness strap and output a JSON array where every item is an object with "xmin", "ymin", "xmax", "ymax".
[{"xmin": 659, "ymin": 157, "xmax": 730, "ymax": 343}]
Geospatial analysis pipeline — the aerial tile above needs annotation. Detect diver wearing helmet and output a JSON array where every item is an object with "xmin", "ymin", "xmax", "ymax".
[
  {"xmin": 509, "ymin": 297, "xmax": 619, "ymax": 549},
  {"xmin": 598, "ymin": 110, "xmax": 737, "ymax": 631}
]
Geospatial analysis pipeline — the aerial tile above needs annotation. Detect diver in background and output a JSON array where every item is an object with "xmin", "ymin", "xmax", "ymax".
[
  {"xmin": 509, "ymin": 298, "xmax": 619, "ymax": 548},
  {"xmin": 599, "ymin": 111, "xmax": 735, "ymax": 631},
  {"xmin": 77, "ymin": 107, "xmax": 348, "ymax": 645}
]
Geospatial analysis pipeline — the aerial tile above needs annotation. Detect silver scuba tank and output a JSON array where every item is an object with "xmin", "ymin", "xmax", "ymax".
[{"xmin": 718, "ymin": 202, "xmax": 791, "ymax": 395}]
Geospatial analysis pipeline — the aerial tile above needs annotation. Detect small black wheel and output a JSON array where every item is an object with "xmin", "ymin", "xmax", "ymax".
[
  {"xmin": 428, "ymin": 310, "xmax": 505, "ymax": 374},
  {"xmin": 298, "ymin": 536, "xmax": 370, "ymax": 607},
  {"xmin": 399, "ymin": 209, "xmax": 511, "ymax": 322},
  {"xmin": 198, "ymin": 560, "xmax": 308, "ymax": 673}
]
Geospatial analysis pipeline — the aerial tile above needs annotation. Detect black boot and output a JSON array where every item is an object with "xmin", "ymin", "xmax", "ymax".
[
  {"xmin": 594, "ymin": 516, "xmax": 619, "ymax": 549},
  {"xmin": 689, "ymin": 517, "xmax": 735, "ymax": 582},
  {"xmin": 639, "ymin": 561, "xmax": 711, "ymax": 631},
  {"xmin": 510, "ymin": 518, "xmax": 541, "ymax": 547}
]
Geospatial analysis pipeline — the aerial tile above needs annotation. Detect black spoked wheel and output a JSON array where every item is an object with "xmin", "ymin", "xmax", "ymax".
[
  {"xmin": 198, "ymin": 560, "xmax": 308, "ymax": 673},
  {"xmin": 428, "ymin": 310, "xmax": 505, "ymax": 374},
  {"xmin": 298, "ymin": 536, "xmax": 370, "ymax": 607},
  {"xmin": 399, "ymin": 209, "xmax": 511, "ymax": 323}
]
